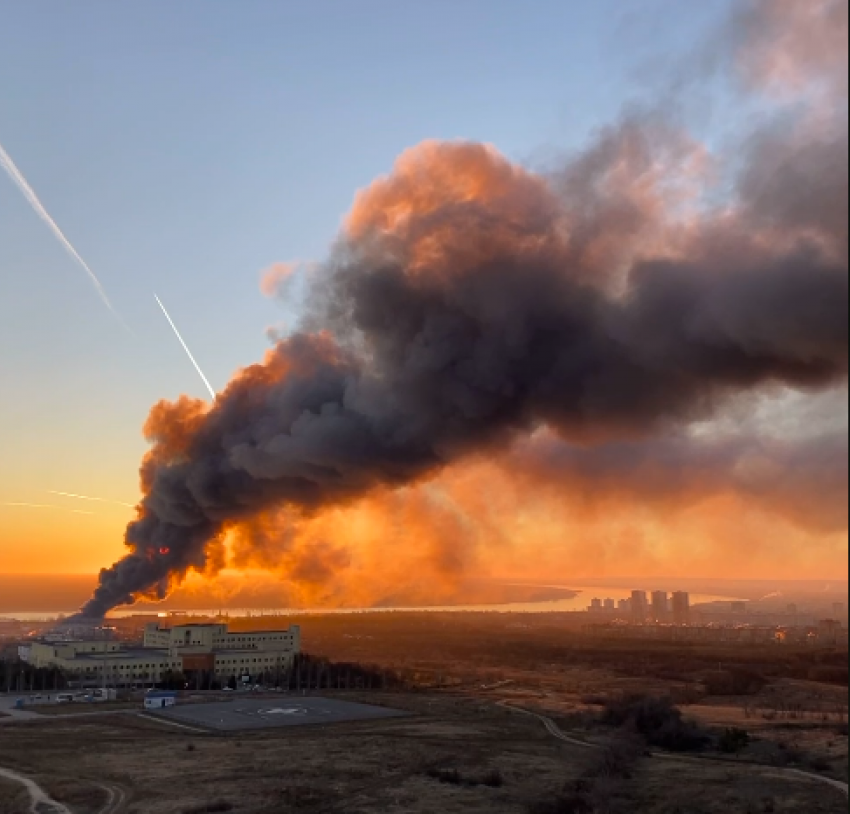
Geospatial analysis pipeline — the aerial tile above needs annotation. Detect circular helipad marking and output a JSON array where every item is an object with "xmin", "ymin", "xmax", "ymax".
[{"xmin": 258, "ymin": 707, "xmax": 310, "ymax": 716}]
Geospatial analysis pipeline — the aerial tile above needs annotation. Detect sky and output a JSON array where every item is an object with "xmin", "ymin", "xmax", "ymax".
[{"xmin": 0, "ymin": 0, "xmax": 845, "ymax": 594}]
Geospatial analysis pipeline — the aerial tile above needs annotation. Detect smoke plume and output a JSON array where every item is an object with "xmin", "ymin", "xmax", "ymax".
[{"xmin": 79, "ymin": 0, "xmax": 848, "ymax": 617}]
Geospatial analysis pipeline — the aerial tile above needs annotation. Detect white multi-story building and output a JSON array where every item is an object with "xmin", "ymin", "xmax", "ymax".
[{"xmin": 28, "ymin": 622, "xmax": 301, "ymax": 687}]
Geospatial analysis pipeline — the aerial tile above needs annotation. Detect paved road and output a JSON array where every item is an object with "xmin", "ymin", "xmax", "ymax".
[
  {"xmin": 500, "ymin": 701, "xmax": 849, "ymax": 799},
  {"xmin": 0, "ymin": 694, "xmax": 42, "ymax": 722},
  {"xmin": 0, "ymin": 766, "xmax": 72, "ymax": 814}
]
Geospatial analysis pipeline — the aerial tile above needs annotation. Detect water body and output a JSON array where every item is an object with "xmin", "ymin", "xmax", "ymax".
[{"xmin": 1, "ymin": 585, "xmax": 741, "ymax": 622}]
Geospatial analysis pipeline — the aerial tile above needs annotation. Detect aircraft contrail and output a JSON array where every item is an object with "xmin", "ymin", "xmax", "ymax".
[
  {"xmin": 2, "ymin": 502, "xmax": 93, "ymax": 516},
  {"xmin": 154, "ymin": 293, "xmax": 217, "ymax": 401},
  {"xmin": 48, "ymin": 491, "xmax": 136, "ymax": 509},
  {"xmin": 0, "ymin": 139, "xmax": 129, "ymax": 330}
]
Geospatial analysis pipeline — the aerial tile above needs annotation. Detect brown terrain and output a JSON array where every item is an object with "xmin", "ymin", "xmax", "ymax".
[
  {"xmin": 0, "ymin": 692, "xmax": 846, "ymax": 814},
  {"xmin": 1, "ymin": 611, "xmax": 847, "ymax": 813}
]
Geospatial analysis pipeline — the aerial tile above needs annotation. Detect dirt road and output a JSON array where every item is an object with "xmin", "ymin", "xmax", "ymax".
[
  {"xmin": 501, "ymin": 701, "xmax": 849, "ymax": 799},
  {"xmin": 0, "ymin": 767, "xmax": 72, "ymax": 814}
]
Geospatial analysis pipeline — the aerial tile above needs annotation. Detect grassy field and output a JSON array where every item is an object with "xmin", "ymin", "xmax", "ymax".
[
  {"xmin": 0, "ymin": 693, "xmax": 846, "ymax": 814},
  {"xmin": 0, "ymin": 777, "xmax": 30, "ymax": 814}
]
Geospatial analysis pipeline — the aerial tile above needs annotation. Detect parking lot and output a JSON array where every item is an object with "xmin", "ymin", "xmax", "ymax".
[{"xmin": 150, "ymin": 695, "xmax": 408, "ymax": 732}]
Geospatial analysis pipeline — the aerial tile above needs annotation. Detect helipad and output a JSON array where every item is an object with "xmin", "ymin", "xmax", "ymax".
[{"xmin": 150, "ymin": 696, "xmax": 407, "ymax": 732}]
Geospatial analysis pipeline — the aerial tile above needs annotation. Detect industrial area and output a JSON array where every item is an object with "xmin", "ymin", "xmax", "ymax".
[{"xmin": 8, "ymin": 621, "xmax": 301, "ymax": 693}]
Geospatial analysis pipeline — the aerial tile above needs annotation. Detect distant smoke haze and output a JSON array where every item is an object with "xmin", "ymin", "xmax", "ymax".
[{"xmin": 78, "ymin": 0, "xmax": 848, "ymax": 618}]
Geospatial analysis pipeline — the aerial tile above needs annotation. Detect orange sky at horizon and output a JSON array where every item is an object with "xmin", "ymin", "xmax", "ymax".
[{"xmin": 1, "ymin": 454, "xmax": 846, "ymax": 585}]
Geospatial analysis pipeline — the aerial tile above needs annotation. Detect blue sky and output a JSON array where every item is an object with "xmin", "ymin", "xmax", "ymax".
[{"xmin": 0, "ymin": 0, "xmax": 735, "ymax": 571}]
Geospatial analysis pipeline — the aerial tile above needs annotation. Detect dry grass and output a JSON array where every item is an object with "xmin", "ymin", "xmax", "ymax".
[
  {"xmin": 0, "ymin": 693, "xmax": 845, "ymax": 814},
  {"xmin": 632, "ymin": 758, "xmax": 845, "ymax": 814},
  {"xmin": 0, "ymin": 777, "xmax": 30, "ymax": 814},
  {"xmin": 0, "ymin": 697, "xmax": 587, "ymax": 814}
]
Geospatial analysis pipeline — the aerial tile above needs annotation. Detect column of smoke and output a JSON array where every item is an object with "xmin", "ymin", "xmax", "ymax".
[{"xmin": 77, "ymin": 0, "xmax": 848, "ymax": 619}]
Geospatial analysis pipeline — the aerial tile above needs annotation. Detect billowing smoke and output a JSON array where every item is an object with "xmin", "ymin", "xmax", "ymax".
[{"xmin": 79, "ymin": 0, "xmax": 848, "ymax": 617}]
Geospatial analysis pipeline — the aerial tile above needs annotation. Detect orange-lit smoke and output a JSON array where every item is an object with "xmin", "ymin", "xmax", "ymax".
[{"xmin": 77, "ymin": 0, "xmax": 848, "ymax": 616}]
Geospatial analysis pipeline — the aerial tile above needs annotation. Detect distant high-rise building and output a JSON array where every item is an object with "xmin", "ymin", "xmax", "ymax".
[
  {"xmin": 604, "ymin": 598, "xmax": 616, "ymax": 612},
  {"xmin": 651, "ymin": 591, "xmax": 669, "ymax": 622},
  {"xmin": 731, "ymin": 601, "xmax": 748, "ymax": 613},
  {"xmin": 631, "ymin": 590, "xmax": 649, "ymax": 623},
  {"xmin": 786, "ymin": 603, "xmax": 798, "ymax": 615},
  {"xmin": 671, "ymin": 591, "xmax": 691, "ymax": 625},
  {"xmin": 589, "ymin": 598, "xmax": 603, "ymax": 612},
  {"xmin": 617, "ymin": 598, "xmax": 631, "ymax": 615}
]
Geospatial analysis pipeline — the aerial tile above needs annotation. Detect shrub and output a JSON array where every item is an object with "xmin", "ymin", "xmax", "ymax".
[
  {"xmin": 482, "ymin": 769, "xmax": 504, "ymax": 788},
  {"xmin": 807, "ymin": 666, "xmax": 849, "ymax": 685},
  {"xmin": 428, "ymin": 766, "xmax": 505, "ymax": 788},
  {"xmin": 719, "ymin": 727, "xmax": 751, "ymax": 754},
  {"xmin": 704, "ymin": 668, "xmax": 767, "ymax": 696},
  {"xmin": 181, "ymin": 802, "xmax": 233, "ymax": 814},
  {"xmin": 602, "ymin": 694, "xmax": 708, "ymax": 752},
  {"xmin": 186, "ymin": 742, "xmax": 196, "ymax": 752},
  {"xmin": 527, "ymin": 794, "xmax": 592, "ymax": 814},
  {"xmin": 807, "ymin": 755, "xmax": 833, "ymax": 772},
  {"xmin": 595, "ymin": 739, "xmax": 643, "ymax": 779}
]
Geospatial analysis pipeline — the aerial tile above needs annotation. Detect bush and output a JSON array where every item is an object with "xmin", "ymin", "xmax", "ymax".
[
  {"xmin": 428, "ymin": 767, "xmax": 505, "ymax": 788},
  {"xmin": 527, "ymin": 794, "xmax": 592, "ymax": 814},
  {"xmin": 807, "ymin": 755, "xmax": 833, "ymax": 772},
  {"xmin": 602, "ymin": 694, "xmax": 708, "ymax": 752},
  {"xmin": 427, "ymin": 767, "xmax": 463, "ymax": 785},
  {"xmin": 719, "ymin": 727, "xmax": 750, "ymax": 754},
  {"xmin": 181, "ymin": 802, "xmax": 233, "ymax": 814},
  {"xmin": 482, "ymin": 769, "xmax": 504, "ymax": 788},
  {"xmin": 704, "ymin": 668, "xmax": 767, "ymax": 697},
  {"xmin": 186, "ymin": 742, "xmax": 196, "ymax": 752},
  {"xmin": 595, "ymin": 739, "xmax": 643, "ymax": 779},
  {"xmin": 807, "ymin": 666, "xmax": 849, "ymax": 685}
]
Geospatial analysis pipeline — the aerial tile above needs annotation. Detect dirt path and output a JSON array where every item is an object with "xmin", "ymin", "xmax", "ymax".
[
  {"xmin": 92, "ymin": 781, "xmax": 128, "ymax": 814},
  {"xmin": 0, "ymin": 767, "xmax": 72, "ymax": 814},
  {"xmin": 500, "ymin": 701, "xmax": 849, "ymax": 798}
]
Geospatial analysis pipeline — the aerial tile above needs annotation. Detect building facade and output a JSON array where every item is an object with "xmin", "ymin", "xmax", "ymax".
[
  {"xmin": 28, "ymin": 622, "xmax": 301, "ymax": 687},
  {"xmin": 631, "ymin": 591, "xmax": 649, "ymax": 623},
  {"xmin": 671, "ymin": 591, "xmax": 691, "ymax": 625},
  {"xmin": 651, "ymin": 591, "xmax": 669, "ymax": 622}
]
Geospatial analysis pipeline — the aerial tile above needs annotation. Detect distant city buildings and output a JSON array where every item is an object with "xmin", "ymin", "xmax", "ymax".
[
  {"xmin": 579, "ymin": 588, "xmax": 847, "ymax": 644},
  {"xmin": 631, "ymin": 590, "xmax": 649, "ymax": 623},
  {"xmin": 651, "ymin": 591, "xmax": 669, "ymax": 622},
  {"xmin": 671, "ymin": 592, "xmax": 691, "ymax": 625}
]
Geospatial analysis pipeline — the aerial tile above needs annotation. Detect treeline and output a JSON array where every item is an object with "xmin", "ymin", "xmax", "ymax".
[{"xmin": 0, "ymin": 659, "xmax": 69, "ymax": 693}]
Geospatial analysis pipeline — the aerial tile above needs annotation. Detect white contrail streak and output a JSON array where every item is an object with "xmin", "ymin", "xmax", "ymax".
[
  {"xmin": 48, "ymin": 491, "xmax": 135, "ymax": 509},
  {"xmin": 0, "ymin": 140, "xmax": 129, "ymax": 330},
  {"xmin": 2, "ymin": 502, "xmax": 93, "ymax": 516},
  {"xmin": 154, "ymin": 293, "xmax": 217, "ymax": 401}
]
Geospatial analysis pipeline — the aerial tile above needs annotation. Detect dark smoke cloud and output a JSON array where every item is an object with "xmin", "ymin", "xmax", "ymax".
[
  {"xmin": 510, "ymin": 429, "xmax": 849, "ymax": 535},
  {"xmin": 78, "ymin": 0, "xmax": 848, "ymax": 617}
]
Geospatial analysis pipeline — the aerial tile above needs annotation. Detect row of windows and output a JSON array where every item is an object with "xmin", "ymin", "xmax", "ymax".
[{"xmin": 73, "ymin": 655, "xmax": 290, "ymax": 672}]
